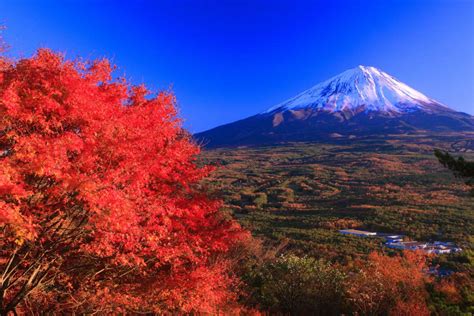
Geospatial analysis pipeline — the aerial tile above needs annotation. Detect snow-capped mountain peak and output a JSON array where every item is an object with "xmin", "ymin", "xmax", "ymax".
[
  {"xmin": 195, "ymin": 65, "xmax": 472, "ymax": 148},
  {"xmin": 264, "ymin": 65, "xmax": 446, "ymax": 114}
]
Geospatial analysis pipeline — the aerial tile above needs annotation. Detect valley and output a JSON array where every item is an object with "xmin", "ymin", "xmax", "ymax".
[{"xmin": 200, "ymin": 134, "xmax": 474, "ymax": 263}]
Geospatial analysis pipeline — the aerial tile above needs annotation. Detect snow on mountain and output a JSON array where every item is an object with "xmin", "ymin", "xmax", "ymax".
[{"xmin": 264, "ymin": 65, "xmax": 448, "ymax": 114}]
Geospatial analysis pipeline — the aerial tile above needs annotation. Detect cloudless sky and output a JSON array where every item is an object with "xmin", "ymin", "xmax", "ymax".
[{"xmin": 1, "ymin": 0, "xmax": 473, "ymax": 132}]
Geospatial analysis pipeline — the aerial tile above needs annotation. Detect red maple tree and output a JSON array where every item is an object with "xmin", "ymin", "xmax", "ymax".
[{"xmin": 0, "ymin": 48, "xmax": 248, "ymax": 314}]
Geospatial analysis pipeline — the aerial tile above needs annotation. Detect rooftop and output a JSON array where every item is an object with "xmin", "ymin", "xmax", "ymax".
[{"xmin": 339, "ymin": 229, "xmax": 377, "ymax": 236}]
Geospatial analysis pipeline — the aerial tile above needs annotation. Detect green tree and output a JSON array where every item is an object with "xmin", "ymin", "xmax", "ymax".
[
  {"xmin": 434, "ymin": 149, "xmax": 474, "ymax": 195},
  {"xmin": 249, "ymin": 255, "xmax": 347, "ymax": 315},
  {"xmin": 253, "ymin": 192, "xmax": 268, "ymax": 209}
]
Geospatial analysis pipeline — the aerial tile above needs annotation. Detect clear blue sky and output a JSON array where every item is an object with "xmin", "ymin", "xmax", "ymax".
[{"xmin": 1, "ymin": 0, "xmax": 473, "ymax": 132}]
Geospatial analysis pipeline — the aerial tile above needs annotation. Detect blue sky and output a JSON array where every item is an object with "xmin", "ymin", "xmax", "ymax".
[{"xmin": 1, "ymin": 0, "xmax": 473, "ymax": 132}]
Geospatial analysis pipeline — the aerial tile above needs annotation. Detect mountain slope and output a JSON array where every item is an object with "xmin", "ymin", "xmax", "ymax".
[{"xmin": 195, "ymin": 66, "xmax": 474, "ymax": 147}]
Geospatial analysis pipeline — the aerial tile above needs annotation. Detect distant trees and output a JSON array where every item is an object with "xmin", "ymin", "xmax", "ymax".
[
  {"xmin": 0, "ymin": 48, "xmax": 247, "ymax": 314},
  {"xmin": 253, "ymin": 193, "xmax": 268, "ymax": 209},
  {"xmin": 434, "ymin": 149, "xmax": 474, "ymax": 195}
]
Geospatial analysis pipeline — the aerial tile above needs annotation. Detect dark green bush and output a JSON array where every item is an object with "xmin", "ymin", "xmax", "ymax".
[{"xmin": 248, "ymin": 255, "xmax": 347, "ymax": 315}]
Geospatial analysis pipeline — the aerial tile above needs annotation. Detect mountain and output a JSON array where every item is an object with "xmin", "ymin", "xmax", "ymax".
[{"xmin": 195, "ymin": 66, "xmax": 474, "ymax": 147}]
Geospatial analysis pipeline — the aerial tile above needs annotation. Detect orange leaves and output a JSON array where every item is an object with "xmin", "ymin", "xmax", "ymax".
[
  {"xmin": 0, "ymin": 48, "xmax": 247, "ymax": 313},
  {"xmin": 346, "ymin": 251, "xmax": 431, "ymax": 316},
  {"xmin": 0, "ymin": 166, "xmax": 27, "ymax": 198},
  {"xmin": 0, "ymin": 202, "xmax": 37, "ymax": 244},
  {"xmin": 433, "ymin": 273, "xmax": 468, "ymax": 304}
]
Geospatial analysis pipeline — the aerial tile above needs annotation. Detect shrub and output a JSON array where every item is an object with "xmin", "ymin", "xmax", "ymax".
[{"xmin": 249, "ymin": 255, "xmax": 346, "ymax": 315}]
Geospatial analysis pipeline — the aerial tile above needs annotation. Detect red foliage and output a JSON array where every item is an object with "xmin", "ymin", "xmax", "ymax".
[
  {"xmin": 433, "ymin": 272, "xmax": 468, "ymax": 304},
  {"xmin": 0, "ymin": 49, "xmax": 248, "ymax": 314},
  {"xmin": 346, "ymin": 251, "xmax": 431, "ymax": 316}
]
